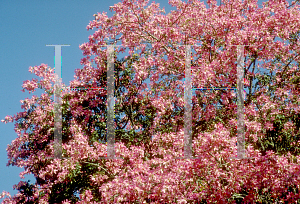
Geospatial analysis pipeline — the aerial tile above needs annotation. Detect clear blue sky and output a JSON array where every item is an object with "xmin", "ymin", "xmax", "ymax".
[{"xmin": 0, "ymin": 0, "xmax": 287, "ymax": 201}]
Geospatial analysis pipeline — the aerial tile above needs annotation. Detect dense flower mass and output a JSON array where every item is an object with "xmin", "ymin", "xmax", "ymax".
[{"xmin": 1, "ymin": 0, "xmax": 300, "ymax": 203}]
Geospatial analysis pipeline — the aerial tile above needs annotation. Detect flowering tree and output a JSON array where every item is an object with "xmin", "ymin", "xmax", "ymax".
[{"xmin": 1, "ymin": 0, "xmax": 300, "ymax": 203}]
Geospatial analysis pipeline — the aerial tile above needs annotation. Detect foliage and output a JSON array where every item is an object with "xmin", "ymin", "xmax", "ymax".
[{"xmin": 1, "ymin": 0, "xmax": 300, "ymax": 203}]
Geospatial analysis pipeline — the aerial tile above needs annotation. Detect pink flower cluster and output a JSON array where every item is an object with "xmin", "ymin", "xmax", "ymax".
[{"xmin": 1, "ymin": 0, "xmax": 300, "ymax": 203}]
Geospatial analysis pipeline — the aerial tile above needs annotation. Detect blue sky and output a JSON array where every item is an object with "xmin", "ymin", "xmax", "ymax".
[{"xmin": 0, "ymin": 0, "xmax": 291, "ymax": 201}]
